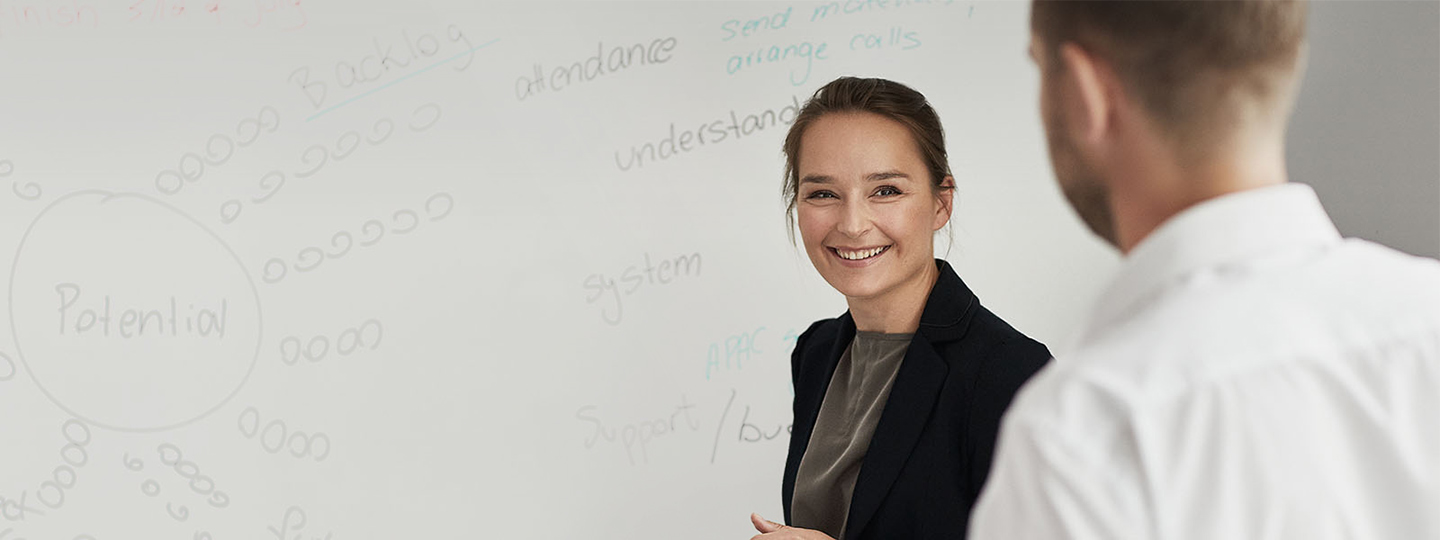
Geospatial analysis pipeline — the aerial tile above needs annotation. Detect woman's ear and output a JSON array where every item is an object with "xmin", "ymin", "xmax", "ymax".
[{"xmin": 933, "ymin": 176, "xmax": 955, "ymax": 231}]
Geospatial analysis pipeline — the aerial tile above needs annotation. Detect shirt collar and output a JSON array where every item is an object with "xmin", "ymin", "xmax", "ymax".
[{"xmin": 1083, "ymin": 182, "xmax": 1342, "ymax": 339}]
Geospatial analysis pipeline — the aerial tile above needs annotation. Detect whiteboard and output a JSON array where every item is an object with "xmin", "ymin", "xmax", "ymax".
[{"xmin": 0, "ymin": 1, "xmax": 1117, "ymax": 538}]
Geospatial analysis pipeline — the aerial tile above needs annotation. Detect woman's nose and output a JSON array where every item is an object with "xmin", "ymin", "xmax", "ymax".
[{"xmin": 836, "ymin": 198, "xmax": 872, "ymax": 238}]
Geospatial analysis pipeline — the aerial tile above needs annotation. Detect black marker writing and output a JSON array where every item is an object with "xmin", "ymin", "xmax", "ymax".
[
  {"xmin": 280, "ymin": 319, "xmax": 383, "ymax": 366},
  {"xmin": 515, "ymin": 37, "xmax": 678, "ymax": 101},
  {"xmin": 54, "ymin": 284, "xmax": 227, "ymax": 339},
  {"xmin": 1, "ymin": 159, "xmax": 40, "ymax": 201},
  {"xmin": 576, "ymin": 395, "xmax": 701, "ymax": 465},
  {"xmin": 582, "ymin": 252, "xmax": 702, "ymax": 325},
  {"xmin": 614, "ymin": 97, "xmax": 800, "ymax": 171},
  {"xmin": 260, "ymin": 191, "xmax": 454, "ymax": 284},
  {"xmin": 155, "ymin": 105, "xmax": 280, "ymax": 196},
  {"xmin": 238, "ymin": 407, "xmax": 331, "ymax": 462}
]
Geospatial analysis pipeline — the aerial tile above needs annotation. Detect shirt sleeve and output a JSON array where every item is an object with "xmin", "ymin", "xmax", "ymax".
[{"xmin": 969, "ymin": 407, "xmax": 1152, "ymax": 540}]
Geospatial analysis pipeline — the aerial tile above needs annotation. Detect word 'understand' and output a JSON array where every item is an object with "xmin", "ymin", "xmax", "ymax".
[{"xmin": 614, "ymin": 96, "xmax": 801, "ymax": 172}]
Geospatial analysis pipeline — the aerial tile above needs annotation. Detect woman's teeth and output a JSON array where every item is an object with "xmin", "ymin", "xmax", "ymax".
[{"xmin": 837, "ymin": 246, "xmax": 887, "ymax": 260}]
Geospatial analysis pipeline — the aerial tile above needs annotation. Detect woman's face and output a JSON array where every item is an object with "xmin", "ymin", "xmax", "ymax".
[{"xmin": 796, "ymin": 112, "xmax": 952, "ymax": 302}]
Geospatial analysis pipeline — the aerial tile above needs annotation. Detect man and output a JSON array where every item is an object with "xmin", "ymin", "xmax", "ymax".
[{"xmin": 971, "ymin": 1, "xmax": 1440, "ymax": 539}]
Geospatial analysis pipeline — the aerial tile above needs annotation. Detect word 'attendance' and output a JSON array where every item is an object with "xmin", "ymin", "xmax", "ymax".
[{"xmin": 515, "ymin": 37, "xmax": 678, "ymax": 100}]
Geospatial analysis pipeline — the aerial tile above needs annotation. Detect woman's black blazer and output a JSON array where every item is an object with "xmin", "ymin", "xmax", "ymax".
[{"xmin": 782, "ymin": 259, "xmax": 1051, "ymax": 540}]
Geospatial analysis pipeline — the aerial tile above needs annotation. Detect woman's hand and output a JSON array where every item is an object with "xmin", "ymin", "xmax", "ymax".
[{"xmin": 749, "ymin": 513, "xmax": 836, "ymax": 540}]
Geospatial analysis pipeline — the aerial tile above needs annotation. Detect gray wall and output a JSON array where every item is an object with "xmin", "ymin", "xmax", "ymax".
[{"xmin": 1289, "ymin": 0, "xmax": 1440, "ymax": 258}]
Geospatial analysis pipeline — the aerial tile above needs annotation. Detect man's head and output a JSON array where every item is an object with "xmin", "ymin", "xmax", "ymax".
[{"xmin": 1029, "ymin": 0, "xmax": 1309, "ymax": 249}]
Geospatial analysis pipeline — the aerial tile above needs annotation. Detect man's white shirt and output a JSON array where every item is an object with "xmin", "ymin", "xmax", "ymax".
[{"xmin": 971, "ymin": 183, "xmax": 1440, "ymax": 540}]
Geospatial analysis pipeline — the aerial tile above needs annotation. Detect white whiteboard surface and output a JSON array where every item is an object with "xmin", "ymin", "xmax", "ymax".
[{"xmin": 0, "ymin": 1, "xmax": 1116, "ymax": 538}]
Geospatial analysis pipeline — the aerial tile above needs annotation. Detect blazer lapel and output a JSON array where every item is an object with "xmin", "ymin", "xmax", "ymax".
[
  {"xmin": 842, "ymin": 335, "xmax": 949, "ymax": 540},
  {"xmin": 784, "ymin": 314, "xmax": 856, "ymax": 523},
  {"xmin": 800, "ymin": 314, "xmax": 856, "ymax": 436},
  {"xmin": 842, "ymin": 260, "xmax": 973, "ymax": 539}
]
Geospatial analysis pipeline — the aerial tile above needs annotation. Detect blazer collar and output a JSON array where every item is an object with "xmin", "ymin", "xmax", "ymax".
[
  {"xmin": 917, "ymin": 258, "xmax": 977, "ymax": 343},
  {"xmin": 820, "ymin": 258, "xmax": 976, "ymax": 375}
]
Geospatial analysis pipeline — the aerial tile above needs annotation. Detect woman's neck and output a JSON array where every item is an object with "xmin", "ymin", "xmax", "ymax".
[{"xmin": 846, "ymin": 260, "xmax": 939, "ymax": 334}]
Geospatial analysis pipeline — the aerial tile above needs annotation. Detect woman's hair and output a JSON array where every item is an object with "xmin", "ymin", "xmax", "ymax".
[{"xmin": 782, "ymin": 77, "xmax": 954, "ymax": 242}]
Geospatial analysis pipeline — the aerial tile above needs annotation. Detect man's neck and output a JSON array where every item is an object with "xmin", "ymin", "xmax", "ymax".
[{"xmin": 1110, "ymin": 135, "xmax": 1290, "ymax": 254}]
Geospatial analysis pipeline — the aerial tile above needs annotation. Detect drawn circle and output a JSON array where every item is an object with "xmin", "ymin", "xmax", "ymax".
[
  {"xmin": 60, "ymin": 444, "xmax": 87, "ymax": 467},
  {"xmin": 310, "ymin": 433, "xmax": 331, "ymax": 461},
  {"xmin": 8, "ymin": 191, "xmax": 264, "ymax": 432},
  {"xmin": 220, "ymin": 200, "xmax": 243, "ymax": 224},
  {"xmin": 62, "ymin": 420, "xmax": 90, "ymax": 446},
  {"xmin": 261, "ymin": 419, "xmax": 286, "ymax": 453},
  {"xmin": 280, "ymin": 338, "xmax": 301, "ymax": 365},
  {"xmin": 166, "ymin": 502, "xmax": 188, "ymax": 520},
  {"xmin": 238, "ymin": 407, "xmax": 260, "ymax": 437},
  {"xmin": 204, "ymin": 135, "xmax": 235, "ymax": 166},
  {"xmin": 336, "ymin": 329, "xmax": 359, "ymax": 355},
  {"xmin": 287, "ymin": 431, "xmax": 309, "ymax": 457},
  {"xmin": 37, "ymin": 481, "xmax": 64, "ymax": 509},
  {"xmin": 175, "ymin": 460, "xmax": 200, "ymax": 479},
  {"xmin": 189, "ymin": 474, "xmax": 214, "ymax": 495},
  {"xmin": 262, "ymin": 258, "xmax": 288, "ymax": 284},
  {"xmin": 52, "ymin": 466, "xmax": 76, "ymax": 489},
  {"xmin": 305, "ymin": 336, "xmax": 328, "ymax": 361},
  {"xmin": 178, "ymin": 153, "xmax": 205, "ymax": 181},
  {"xmin": 360, "ymin": 319, "xmax": 383, "ymax": 347},
  {"xmin": 158, "ymin": 443, "xmax": 182, "ymax": 466},
  {"xmin": 155, "ymin": 170, "xmax": 184, "ymax": 195}
]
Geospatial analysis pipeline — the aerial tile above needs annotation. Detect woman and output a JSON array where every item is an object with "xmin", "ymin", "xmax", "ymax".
[{"xmin": 748, "ymin": 77, "xmax": 1052, "ymax": 540}]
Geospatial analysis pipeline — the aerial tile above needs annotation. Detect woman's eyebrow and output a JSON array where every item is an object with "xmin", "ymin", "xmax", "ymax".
[
  {"xmin": 801, "ymin": 171, "xmax": 910, "ymax": 184},
  {"xmin": 867, "ymin": 170, "xmax": 909, "ymax": 182}
]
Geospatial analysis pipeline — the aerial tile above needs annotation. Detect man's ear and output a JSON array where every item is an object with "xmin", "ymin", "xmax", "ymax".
[
  {"xmin": 1057, "ymin": 43, "xmax": 1113, "ymax": 146},
  {"xmin": 933, "ymin": 176, "xmax": 955, "ymax": 231}
]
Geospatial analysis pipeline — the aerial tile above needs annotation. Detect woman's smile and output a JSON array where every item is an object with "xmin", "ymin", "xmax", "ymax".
[{"xmin": 829, "ymin": 245, "xmax": 892, "ymax": 266}]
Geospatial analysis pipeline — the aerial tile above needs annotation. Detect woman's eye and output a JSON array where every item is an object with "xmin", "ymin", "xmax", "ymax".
[
  {"xmin": 805, "ymin": 190, "xmax": 837, "ymax": 200},
  {"xmin": 875, "ymin": 186, "xmax": 902, "ymax": 197}
]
